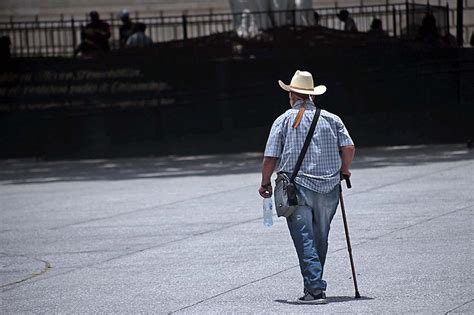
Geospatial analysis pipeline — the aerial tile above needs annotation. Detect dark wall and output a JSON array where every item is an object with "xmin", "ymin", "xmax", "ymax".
[{"xmin": 1, "ymin": 41, "xmax": 473, "ymax": 159}]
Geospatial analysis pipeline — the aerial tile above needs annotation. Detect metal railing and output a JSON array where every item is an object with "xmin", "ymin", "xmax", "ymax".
[{"xmin": 1, "ymin": 3, "xmax": 471, "ymax": 58}]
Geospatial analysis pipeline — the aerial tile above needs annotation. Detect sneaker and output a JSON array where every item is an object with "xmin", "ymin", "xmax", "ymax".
[{"xmin": 296, "ymin": 289, "xmax": 328, "ymax": 304}]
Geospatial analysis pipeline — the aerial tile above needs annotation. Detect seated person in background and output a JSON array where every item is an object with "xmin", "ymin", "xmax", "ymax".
[
  {"xmin": 337, "ymin": 10, "xmax": 358, "ymax": 32},
  {"xmin": 417, "ymin": 12, "xmax": 440, "ymax": 45},
  {"xmin": 236, "ymin": 9, "xmax": 259, "ymax": 39},
  {"xmin": 75, "ymin": 11, "xmax": 111, "ymax": 57},
  {"xmin": 313, "ymin": 11, "xmax": 321, "ymax": 27},
  {"xmin": 126, "ymin": 22, "xmax": 153, "ymax": 48},
  {"xmin": 119, "ymin": 10, "xmax": 134, "ymax": 48},
  {"xmin": 440, "ymin": 28, "xmax": 457, "ymax": 47},
  {"xmin": 0, "ymin": 35, "xmax": 11, "ymax": 58},
  {"xmin": 367, "ymin": 18, "xmax": 387, "ymax": 37}
]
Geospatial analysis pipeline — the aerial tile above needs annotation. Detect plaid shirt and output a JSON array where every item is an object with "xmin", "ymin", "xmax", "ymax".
[{"xmin": 264, "ymin": 99, "xmax": 354, "ymax": 193}]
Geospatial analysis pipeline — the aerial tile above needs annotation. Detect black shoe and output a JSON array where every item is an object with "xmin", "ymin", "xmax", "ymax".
[{"xmin": 296, "ymin": 289, "xmax": 327, "ymax": 304}]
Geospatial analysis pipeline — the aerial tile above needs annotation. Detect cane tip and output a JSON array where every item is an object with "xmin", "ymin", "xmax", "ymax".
[{"xmin": 355, "ymin": 292, "xmax": 361, "ymax": 299}]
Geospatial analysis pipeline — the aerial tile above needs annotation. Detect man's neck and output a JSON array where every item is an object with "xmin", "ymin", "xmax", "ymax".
[{"xmin": 292, "ymin": 99, "xmax": 315, "ymax": 109}]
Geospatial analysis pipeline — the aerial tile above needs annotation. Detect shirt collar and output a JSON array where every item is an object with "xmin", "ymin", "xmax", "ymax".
[{"xmin": 292, "ymin": 99, "xmax": 316, "ymax": 109}]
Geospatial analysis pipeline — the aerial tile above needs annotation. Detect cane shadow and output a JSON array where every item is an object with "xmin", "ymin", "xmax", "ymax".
[{"xmin": 275, "ymin": 295, "xmax": 374, "ymax": 305}]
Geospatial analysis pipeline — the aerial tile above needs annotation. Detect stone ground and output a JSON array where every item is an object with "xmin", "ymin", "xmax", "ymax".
[{"xmin": 0, "ymin": 144, "xmax": 473, "ymax": 314}]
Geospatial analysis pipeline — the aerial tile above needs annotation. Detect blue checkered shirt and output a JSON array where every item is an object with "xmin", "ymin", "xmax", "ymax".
[{"xmin": 264, "ymin": 99, "xmax": 354, "ymax": 193}]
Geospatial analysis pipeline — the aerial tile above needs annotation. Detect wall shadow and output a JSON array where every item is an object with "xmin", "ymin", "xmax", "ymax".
[{"xmin": 0, "ymin": 144, "xmax": 472, "ymax": 185}]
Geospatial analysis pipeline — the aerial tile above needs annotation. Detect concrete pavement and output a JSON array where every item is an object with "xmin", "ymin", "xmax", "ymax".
[{"xmin": 0, "ymin": 144, "xmax": 473, "ymax": 313}]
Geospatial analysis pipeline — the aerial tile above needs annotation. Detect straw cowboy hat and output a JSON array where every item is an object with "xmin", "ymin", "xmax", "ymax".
[{"xmin": 278, "ymin": 70, "xmax": 327, "ymax": 96}]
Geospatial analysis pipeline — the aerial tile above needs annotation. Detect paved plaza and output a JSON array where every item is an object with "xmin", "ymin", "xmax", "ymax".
[{"xmin": 0, "ymin": 144, "xmax": 473, "ymax": 313}]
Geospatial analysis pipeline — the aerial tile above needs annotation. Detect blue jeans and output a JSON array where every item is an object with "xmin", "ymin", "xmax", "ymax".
[{"xmin": 286, "ymin": 184, "xmax": 340, "ymax": 293}]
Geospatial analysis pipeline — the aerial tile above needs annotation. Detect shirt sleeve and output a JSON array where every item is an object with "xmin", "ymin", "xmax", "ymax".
[
  {"xmin": 335, "ymin": 116, "xmax": 354, "ymax": 147},
  {"xmin": 264, "ymin": 115, "xmax": 286, "ymax": 157},
  {"xmin": 126, "ymin": 35, "xmax": 135, "ymax": 47}
]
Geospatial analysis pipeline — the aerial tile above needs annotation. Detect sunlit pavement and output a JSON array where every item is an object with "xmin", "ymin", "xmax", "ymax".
[{"xmin": 1, "ymin": 144, "xmax": 473, "ymax": 313}]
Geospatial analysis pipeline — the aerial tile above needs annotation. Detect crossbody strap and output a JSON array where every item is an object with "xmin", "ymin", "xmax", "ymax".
[
  {"xmin": 292, "ymin": 99, "xmax": 307, "ymax": 129},
  {"xmin": 290, "ymin": 107, "xmax": 321, "ymax": 183}
]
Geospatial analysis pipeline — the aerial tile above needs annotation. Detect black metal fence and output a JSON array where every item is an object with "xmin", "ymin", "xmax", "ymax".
[{"xmin": 1, "ymin": 2, "xmax": 470, "ymax": 58}]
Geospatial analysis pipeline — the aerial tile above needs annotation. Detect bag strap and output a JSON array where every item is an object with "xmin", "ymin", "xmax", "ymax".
[
  {"xmin": 292, "ymin": 99, "xmax": 307, "ymax": 129},
  {"xmin": 290, "ymin": 107, "xmax": 321, "ymax": 183}
]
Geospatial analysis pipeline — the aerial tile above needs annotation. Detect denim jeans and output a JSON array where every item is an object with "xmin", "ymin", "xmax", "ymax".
[{"xmin": 286, "ymin": 184, "xmax": 340, "ymax": 294}]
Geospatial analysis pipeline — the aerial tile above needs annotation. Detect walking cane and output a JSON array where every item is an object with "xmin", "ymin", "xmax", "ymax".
[{"xmin": 340, "ymin": 174, "xmax": 361, "ymax": 299}]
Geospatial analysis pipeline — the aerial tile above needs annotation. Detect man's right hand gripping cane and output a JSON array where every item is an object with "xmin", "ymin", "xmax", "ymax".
[{"xmin": 340, "ymin": 145, "xmax": 355, "ymax": 186}]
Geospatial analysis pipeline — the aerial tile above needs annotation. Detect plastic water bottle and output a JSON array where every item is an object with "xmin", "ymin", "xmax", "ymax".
[{"xmin": 263, "ymin": 197, "xmax": 273, "ymax": 227}]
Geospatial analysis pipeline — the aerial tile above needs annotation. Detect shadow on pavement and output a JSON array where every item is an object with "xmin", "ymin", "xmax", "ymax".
[
  {"xmin": 275, "ymin": 296, "xmax": 374, "ymax": 305},
  {"xmin": 0, "ymin": 144, "xmax": 472, "ymax": 185}
]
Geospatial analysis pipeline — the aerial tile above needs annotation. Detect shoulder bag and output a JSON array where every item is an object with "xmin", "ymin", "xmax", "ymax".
[{"xmin": 274, "ymin": 107, "xmax": 321, "ymax": 217}]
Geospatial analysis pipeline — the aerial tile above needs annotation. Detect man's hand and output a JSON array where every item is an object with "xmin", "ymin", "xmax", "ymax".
[
  {"xmin": 341, "ymin": 169, "xmax": 351, "ymax": 178},
  {"xmin": 259, "ymin": 183, "xmax": 272, "ymax": 198},
  {"xmin": 259, "ymin": 157, "xmax": 277, "ymax": 198},
  {"xmin": 340, "ymin": 145, "xmax": 355, "ymax": 179}
]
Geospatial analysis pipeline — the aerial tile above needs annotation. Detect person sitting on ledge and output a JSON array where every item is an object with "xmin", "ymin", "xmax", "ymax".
[
  {"xmin": 119, "ymin": 10, "xmax": 135, "ymax": 48},
  {"xmin": 126, "ymin": 22, "xmax": 153, "ymax": 48},
  {"xmin": 367, "ymin": 18, "xmax": 387, "ymax": 37},
  {"xmin": 337, "ymin": 10, "xmax": 358, "ymax": 32},
  {"xmin": 0, "ymin": 35, "xmax": 11, "ymax": 58},
  {"xmin": 74, "ymin": 11, "xmax": 111, "ymax": 57}
]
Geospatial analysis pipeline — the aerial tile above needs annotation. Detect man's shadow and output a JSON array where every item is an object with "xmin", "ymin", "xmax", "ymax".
[{"xmin": 275, "ymin": 295, "xmax": 374, "ymax": 305}]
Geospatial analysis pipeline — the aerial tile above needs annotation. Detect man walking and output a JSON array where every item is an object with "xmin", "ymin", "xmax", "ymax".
[{"xmin": 259, "ymin": 70, "xmax": 355, "ymax": 304}]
